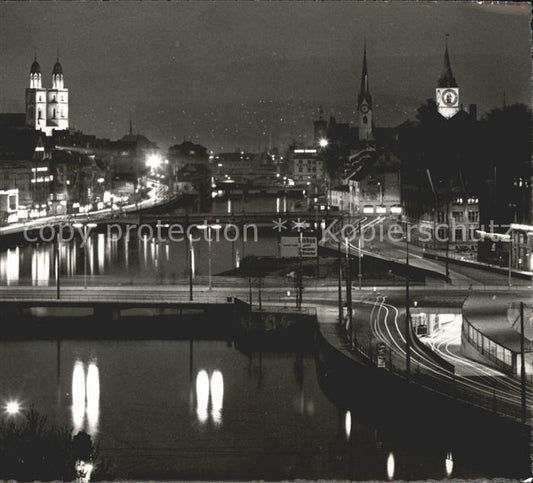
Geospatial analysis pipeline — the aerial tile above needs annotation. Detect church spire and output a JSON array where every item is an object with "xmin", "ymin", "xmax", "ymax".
[
  {"xmin": 357, "ymin": 41, "xmax": 373, "ymax": 142},
  {"xmin": 437, "ymin": 34, "xmax": 457, "ymax": 88},
  {"xmin": 29, "ymin": 49, "xmax": 41, "ymax": 88},
  {"xmin": 358, "ymin": 40, "xmax": 371, "ymax": 105}
]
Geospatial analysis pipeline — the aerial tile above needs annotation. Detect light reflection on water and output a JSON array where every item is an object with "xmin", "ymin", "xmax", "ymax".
[
  {"xmin": 86, "ymin": 362, "xmax": 100, "ymax": 436},
  {"xmin": 386, "ymin": 452, "xmax": 395, "ymax": 480},
  {"xmin": 195, "ymin": 369, "xmax": 209, "ymax": 424},
  {"xmin": 446, "ymin": 451, "xmax": 454, "ymax": 478},
  {"xmin": 0, "ymin": 194, "xmax": 311, "ymax": 286},
  {"xmin": 195, "ymin": 369, "xmax": 224, "ymax": 426},
  {"xmin": 71, "ymin": 359, "xmax": 100, "ymax": 438},
  {"xmin": 210, "ymin": 369, "xmax": 224, "ymax": 426},
  {"xmin": 344, "ymin": 410, "xmax": 351, "ymax": 441},
  {"xmin": 71, "ymin": 360, "xmax": 85, "ymax": 434},
  {"xmin": 0, "ymin": 230, "xmax": 280, "ymax": 285}
]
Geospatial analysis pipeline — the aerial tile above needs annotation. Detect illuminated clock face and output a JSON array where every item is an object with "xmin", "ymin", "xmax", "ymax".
[
  {"xmin": 360, "ymin": 104, "xmax": 369, "ymax": 114},
  {"xmin": 441, "ymin": 89, "xmax": 458, "ymax": 106}
]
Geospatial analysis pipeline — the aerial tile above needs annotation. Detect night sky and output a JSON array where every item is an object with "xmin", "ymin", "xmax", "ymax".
[{"xmin": 0, "ymin": 2, "xmax": 530, "ymax": 152}]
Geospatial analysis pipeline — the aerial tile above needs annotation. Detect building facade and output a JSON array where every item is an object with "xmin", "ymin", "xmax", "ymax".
[{"xmin": 0, "ymin": 129, "xmax": 52, "ymax": 217}]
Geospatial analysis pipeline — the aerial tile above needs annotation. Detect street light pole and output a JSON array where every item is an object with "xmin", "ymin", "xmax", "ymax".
[
  {"xmin": 338, "ymin": 240, "xmax": 342, "ymax": 324},
  {"xmin": 405, "ymin": 227, "xmax": 411, "ymax": 381},
  {"xmin": 345, "ymin": 236, "xmax": 353, "ymax": 346},
  {"xmin": 83, "ymin": 226, "xmax": 88, "ymax": 289},
  {"xmin": 520, "ymin": 302, "xmax": 527, "ymax": 423},
  {"xmin": 55, "ymin": 229, "xmax": 60, "ymax": 300},
  {"xmin": 207, "ymin": 226, "xmax": 212, "ymax": 290},
  {"xmin": 258, "ymin": 277, "xmax": 262, "ymax": 310},
  {"xmin": 188, "ymin": 233, "xmax": 193, "ymax": 301},
  {"xmin": 358, "ymin": 221, "xmax": 362, "ymax": 290},
  {"xmin": 509, "ymin": 237, "xmax": 512, "ymax": 288},
  {"xmin": 445, "ymin": 182, "xmax": 450, "ymax": 280},
  {"xmin": 297, "ymin": 232, "xmax": 303, "ymax": 310}
]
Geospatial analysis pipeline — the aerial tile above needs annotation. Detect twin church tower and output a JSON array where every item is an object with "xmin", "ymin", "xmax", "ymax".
[{"xmin": 25, "ymin": 54, "xmax": 69, "ymax": 136}]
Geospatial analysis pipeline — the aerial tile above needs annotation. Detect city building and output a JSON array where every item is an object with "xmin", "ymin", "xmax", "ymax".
[
  {"xmin": 53, "ymin": 124, "xmax": 160, "ymax": 196},
  {"xmin": 328, "ymin": 184, "xmax": 350, "ymax": 212},
  {"xmin": 345, "ymin": 148, "xmax": 402, "ymax": 216},
  {"xmin": 0, "ymin": 189, "xmax": 19, "ymax": 224},
  {"xmin": 49, "ymin": 149, "xmax": 108, "ymax": 214},
  {"xmin": 0, "ymin": 128, "xmax": 51, "ymax": 218},
  {"xmin": 289, "ymin": 147, "xmax": 325, "ymax": 191}
]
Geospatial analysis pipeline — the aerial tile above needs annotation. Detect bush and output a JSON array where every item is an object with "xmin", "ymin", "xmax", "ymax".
[{"xmin": 0, "ymin": 406, "xmax": 110, "ymax": 481}]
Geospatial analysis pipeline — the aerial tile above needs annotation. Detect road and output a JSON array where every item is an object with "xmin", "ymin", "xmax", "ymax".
[
  {"xmin": 0, "ymin": 186, "xmax": 165, "ymax": 236},
  {"xmin": 354, "ymin": 292, "xmax": 532, "ymax": 420},
  {"xmin": 323, "ymin": 216, "xmax": 531, "ymax": 286}
]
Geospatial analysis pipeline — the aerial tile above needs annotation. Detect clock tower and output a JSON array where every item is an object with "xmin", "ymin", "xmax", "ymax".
[
  {"xmin": 436, "ymin": 36, "xmax": 460, "ymax": 119},
  {"xmin": 357, "ymin": 42, "xmax": 373, "ymax": 141}
]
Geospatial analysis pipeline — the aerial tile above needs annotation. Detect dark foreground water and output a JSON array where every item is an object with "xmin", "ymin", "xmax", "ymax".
[{"xmin": 0, "ymin": 333, "xmax": 528, "ymax": 480}]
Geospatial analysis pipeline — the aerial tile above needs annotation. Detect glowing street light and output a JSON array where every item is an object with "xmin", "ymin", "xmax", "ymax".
[
  {"xmin": 146, "ymin": 153, "xmax": 162, "ymax": 170},
  {"xmin": 318, "ymin": 138, "xmax": 328, "ymax": 148},
  {"xmin": 5, "ymin": 400, "xmax": 20, "ymax": 415}
]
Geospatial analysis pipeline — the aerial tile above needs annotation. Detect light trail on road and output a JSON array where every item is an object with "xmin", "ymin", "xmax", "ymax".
[{"xmin": 361, "ymin": 296, "xmax": 533, "ymax": 414}]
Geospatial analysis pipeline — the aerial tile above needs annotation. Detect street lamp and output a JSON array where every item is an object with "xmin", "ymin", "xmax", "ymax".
[
  {"xmin": 5, "ymin": 400, "xmax": 20, "ymax": 415},
  {"xmin": 197, "ymin": 223, "xmax": 222, "ymax": 290},
  {"xmin": 73, "ymin": 222, "xmax": 97, "ymax": 289},
  {"xmin": 318, "ymin": 138, "xmax": 328, "ymax": 148},
  {"xmin": 146, "ymin": 153, "xmax": 162, "ymax": 172},
  {"xmin": 404, "ymin": 225, "xmax": 411, "ymax": 380},
  {"xmin": 476, "ymin": 230, "xmax": 512, "ymax": 287}
]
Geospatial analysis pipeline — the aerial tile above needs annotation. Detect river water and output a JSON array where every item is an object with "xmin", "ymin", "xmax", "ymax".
[
  {"xmin": 0, "ymin": 335, "xmax": 521, "ymax": 480},
  {"xmin": 0, "ymin": 195, "xmax": 315, "ymax": 286}
]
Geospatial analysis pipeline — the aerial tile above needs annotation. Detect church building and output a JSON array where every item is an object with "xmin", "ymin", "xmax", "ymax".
[
  {"xmin": 435, "ymin": 37, "xmax": 461, "ymax": 120},
  {"xmin": 25, "ymin": 55, "xmax": 69, "ymax": 136}
]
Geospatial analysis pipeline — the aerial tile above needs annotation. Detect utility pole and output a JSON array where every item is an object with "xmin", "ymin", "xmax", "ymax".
[
  {"xmin": 405, "ymin": 226, "xmax": 411, "ymax": 380},
  {"xmin": 520, "ymin": 302, "xmax": 527, "ymax": 423}
]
